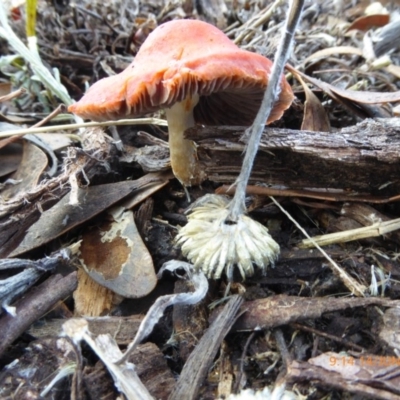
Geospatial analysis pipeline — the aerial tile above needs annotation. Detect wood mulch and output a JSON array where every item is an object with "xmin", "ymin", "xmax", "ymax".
[{"xmin": 1, "ymin": 0, "xmax": 400, "ymax": 399}]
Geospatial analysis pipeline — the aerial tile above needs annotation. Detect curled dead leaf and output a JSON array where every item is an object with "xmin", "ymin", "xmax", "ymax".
[
  {"xmin": 346, "ymin": 14, "xmax": 390, "ymax": 32},
  {"xmin": 79, "ymin": 208, "xmax": 157, "ymax": 298},
  {"xmin": 286, "ymin": 64, "xmax": 400, "ymax": 115},
  {"xmin": 291, "ymin": 69, "xmax": 330, "ymax": 132}
]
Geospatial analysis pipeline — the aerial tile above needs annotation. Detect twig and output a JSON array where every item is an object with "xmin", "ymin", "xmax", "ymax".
[
  {"xmin": 31, "ymin": 104, "xmax": 68, "ymax": 128},
  {"xmin": 227, "ymin": 0, "xmax": 305, "ymax": 222},
  {"xmin": 63, "ymin": 319, "xmax": 153, "ymax": 400},
  {"xmin": 116, "ymin": 261, "xmax": 208, "ymax": 364},
  {"xmin": 0, "ymin": 272, "xmax": 78, "ymax": 356},
  {"xmin": 0, "ymin": 87, "xmax": 26, "ymax": 103},
  {"xmin": 291, "ymin": 322, "xmax": 365, "ymax": 352},
  {"xmin": 169, "ymin": 295, "xmax": 244, "ymax": 400},
  {"xmin": 0, "ymin": 117, "xmax": 168, "ymax": 138},
  {"xmin": 234, "ymin": 331, "xmax": 256, "ymax": 393},
  {"xmin": 270, "ymin": 196, "xmax": 367, "ymax": 296},
  {"xmin": 233, "ymin": 0, "xmax": 285, "ymax": 45}
]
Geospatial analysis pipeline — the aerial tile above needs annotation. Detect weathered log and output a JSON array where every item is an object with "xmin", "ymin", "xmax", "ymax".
[{"xmin": 187, "ymin": 118, "xmax": 400, "ymax": 197}]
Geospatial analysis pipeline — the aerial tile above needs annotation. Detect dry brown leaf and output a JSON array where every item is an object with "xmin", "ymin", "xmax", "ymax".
[
  {"xmin": 319, "ymin": 80, "xmax": 400, "ymax": 103},
  {"xmin": 8, "ymin": 173, "xmax": 168, "ymax": 257},
  {"xmin": 0, "ymin": 112, "xmax": 36, "ymax": 124},
  {"xmin": 303, "ymin": 46, "xmax": 400, "ymax": 81},
  {"xmin": 121, "ymin": 171, "xmax": 172, "ymax": 209},
  {"xmin": 1, "ymin": 141, "xmax": 47, "ymax": 201},
  {"xmin": 291, "ymin": 70, "xmax": 330, "ymax": 132},
  {"xmin": 0, "ymin": 132, "xmax": 23, "ymax": 150},
  {"xmin": 79, "ymin": 208, "xmax": 157, "ymax": 298},
  {"xmin": 346, "ymin": 14, "xmax": 390, "ymax": 32},
  {"xmin": 0, "ymin": 142, "xmax": 22, "ymax": 177},
  {"xmin": 287, "ymin": 64, "xmax": 400, "ymax": 105},
  {"xmin": 0, "ymin": 82, "xmax": 12, "ymax": 99}
]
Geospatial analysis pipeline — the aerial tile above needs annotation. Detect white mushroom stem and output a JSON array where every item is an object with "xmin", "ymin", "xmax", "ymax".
[
  {"xmin": 226, "ymin": 0, "xmax": 305, "ymax": 223},
  {"xmin": 165, "ymin": 94, "xmax": 204, "ymax": 188}
]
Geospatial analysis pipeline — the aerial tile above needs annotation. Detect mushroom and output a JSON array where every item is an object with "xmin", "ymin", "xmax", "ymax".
[
  {"xmin": 68, "ymin": 19, "xmax": 294, "ymax": 188},
  {"xmin": 173, "ymin": 0, "xmax": 304, "ymax": 281}
]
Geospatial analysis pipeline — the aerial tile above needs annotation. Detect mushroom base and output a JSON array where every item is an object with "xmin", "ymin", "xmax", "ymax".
[{"xmin": 165, "ymin": 95, "xmax": 205, "ymax": 187}]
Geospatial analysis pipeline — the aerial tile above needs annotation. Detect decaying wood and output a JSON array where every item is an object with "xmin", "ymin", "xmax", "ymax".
[
  {"xmin": 188, "ymin": 118, "xmax": 400, "ymax": 197},
  {"xmin": 216, "ymin": 342, "xmax": 236, "ymax": 399},
  {"xmin": 73, "ymin": 269, "xmax": 119, "ymax": 317},
  {"xmin": 287, "ymin": 360, "xmax": 400, "ymax": 400},
  {"xmin": 169, "ymin": 295, "xmax": 244, "ymax": 400},
  {"xmin": 127, "ymin": 342, "xmax": 176, "ymax": 399},
  {"xmin": 83, "ymin": 342, "xmax": 176, "ymax": 400},
  {"xmin": 172, "ymin": 279, "xmax": 209, "ymax": 362},
  {"xmin": 0, "ymin": 272, "xmax": 78, "ymax": 356},
  {"xmin": 0, "ymin": 251, "xmax": 70, "ymax": 312},
  {"xmin": 0, "ymin": 337, "xmax": 79, "ymax": 398},
  {"xmin": 219, "ymin": 295, "xmax": 400, "ymax": 332},
  {"xmin": 28, "ymin": 315, "xmax": 144, "ymax": 345},
  {"xmin": 0, "ymin": 335, "xmax": 175, "ymax": 399}
]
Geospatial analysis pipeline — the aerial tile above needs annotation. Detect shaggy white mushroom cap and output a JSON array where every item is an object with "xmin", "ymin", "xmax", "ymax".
[{"xmin": 175, "ymin": 194, "xmax": 280, "ymax": 280}]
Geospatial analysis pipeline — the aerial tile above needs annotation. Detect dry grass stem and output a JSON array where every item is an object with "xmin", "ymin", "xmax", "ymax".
[
  {"xmin": 300, "ymin": 218, "xmax": 400, "ymax": 248},
  {"xmin": 0, "ymin": 118, "xmax": 168, "ymax": 138},
  {"xmin": 270, "ymin": 196, "xmax": 367, "ymax": 297}
]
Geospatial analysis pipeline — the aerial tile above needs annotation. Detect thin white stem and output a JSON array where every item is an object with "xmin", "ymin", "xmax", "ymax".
[{"xmin": 227, "ymin": 0, "xmax": 305, "ymax": 222}]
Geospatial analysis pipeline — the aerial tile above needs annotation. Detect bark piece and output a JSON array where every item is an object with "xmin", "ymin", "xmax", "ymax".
[
  {"xmin": 73, "ymin": 269, "xmax": 118, "ymax": 317},
  {"xmin": 0, "ymin": 272, "xmax": 78, "ymax": 356},
  {"xmin": 84, "ymin": 342, "xmax": 176, "ymax": 400},
  {"xmin": 130, "ymin": 342, "xmax": 176, "ymax": 399},
  {"xmin": 287, "ymin": 357, "xmax": 400, "ymax": 400},
  {"xmin": 28, "ymin": 315, "xmax": 144, "ymax": 345},
  {"xmin": 213, "ymin": 295, "xmax": 400, "ymax": 332},
  {"xmin": 172, "ymin": 279, "xmax": 209, "ymax": 362},
  {"xmin": 169, "ymin": 294, "xmax": 244, "ymax": 400},
  {"xmin": 187, "ymin": 118, "xmax": 400, "ymax": 196}
]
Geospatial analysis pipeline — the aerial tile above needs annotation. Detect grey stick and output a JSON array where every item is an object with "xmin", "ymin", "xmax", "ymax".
[{"xmin": 227, "ymin": 0, "xmax": 305, "ymax": 221}]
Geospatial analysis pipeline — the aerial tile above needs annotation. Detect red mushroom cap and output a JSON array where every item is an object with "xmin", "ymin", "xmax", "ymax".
[{"xmin": 69, "ymin": 19, "xmax": 294, "ymax": 125}]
